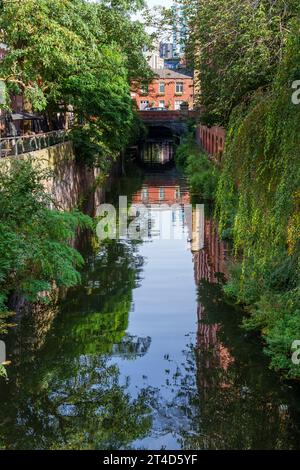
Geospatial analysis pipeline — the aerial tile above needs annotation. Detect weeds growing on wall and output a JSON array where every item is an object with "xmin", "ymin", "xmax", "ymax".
[
  {"xmin": 215, "ymin": 23, "xmax": 300, "ymax": 379},
  {"xmin": 0, "ymin": 159, "xmax": 92, "ymax": 332}
]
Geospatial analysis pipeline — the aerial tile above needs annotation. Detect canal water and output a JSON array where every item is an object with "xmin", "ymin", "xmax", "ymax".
[{"xmin": 1, "ymin": 163, "xmax": 300, "ymax": 450}]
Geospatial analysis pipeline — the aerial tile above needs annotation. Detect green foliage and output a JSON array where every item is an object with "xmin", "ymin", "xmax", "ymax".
[
  {"xmin": 0, "ymin": 0, "xmax": 151, "ymax": 105},
  {"xmin": 0, "ymin": 159, "xmax": 92, "ymax": 321},
  {"xmin": 0, "ymin": 364, "xmax": 7, "ymax": 380},
  {"xmin": 215, "ymin": 21, "xmax": 300, "ymax": 379},
  {"xmin": 71, "ymin": 111, "xmax": 146, "ymax": 171},
  {"xmin": 0, "ymin": 0, "xmax": 152, "ymax": 165},
  {"xmin": 181, "ymin": 0, "xmax": 300, "ymax": 378},
  {"xmin": 184, "ymin": 0, "xmax": 300, "ymax": 125},
  {"xmin": 176, "ymin": 137, "xmax": 220, "ymax": 200}
]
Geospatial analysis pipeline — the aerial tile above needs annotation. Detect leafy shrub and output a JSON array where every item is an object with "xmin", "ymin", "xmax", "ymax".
[
  {"xmin": 176, "ymin": 137, "xmax": 220, "ymax": 200},
  {"xmin": 0, "ymin": 159, "xmax": 92, "ymax": 323}
]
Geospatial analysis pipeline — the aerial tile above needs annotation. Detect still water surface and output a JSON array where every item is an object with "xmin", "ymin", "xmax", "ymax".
[{"xmin": 1, "ymin": 167, "xmax": 300, "ymax": 450}]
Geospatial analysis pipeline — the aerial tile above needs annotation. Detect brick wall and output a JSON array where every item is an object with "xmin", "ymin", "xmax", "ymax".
[{"xmin": 196, "ymin": 125, "xmax": 226, "ymax": 158}]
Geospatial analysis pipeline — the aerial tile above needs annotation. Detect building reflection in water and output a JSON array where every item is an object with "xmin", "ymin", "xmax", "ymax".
[
  {"xmin": 193, "ymin": 218, "xmax": 234, "ymax": 392},
  {"xmin": 132, "ymin": 173, "xmax": 190, "ymax": 206},
  {"xmin": 132, "ymin": 173, "xmax": 234, "ymax": 389},
  {"xmin": 132, "ymin": 173, "xmax": 205, "ymax": 247}
]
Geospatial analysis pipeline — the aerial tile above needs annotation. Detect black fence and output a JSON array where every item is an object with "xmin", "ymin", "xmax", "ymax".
[{"xmin": 0, "ymin": 130, "xmax": 70, "ymax": 158}]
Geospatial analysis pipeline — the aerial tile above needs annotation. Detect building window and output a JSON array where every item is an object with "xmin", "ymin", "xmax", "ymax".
[
  {"xmin": 176, "ymin": 82, "xmax": 184, "ymax": 94},
  {"xmin": 140, "ymin": 100, "xmax": 149, "ymax": 110},
  {"xmin": 159, "ymin": 187, "xmax": 165, "ymax": 201},
  {"xmin": 159, "ymin": 82, "xmax": 165, "ymax": 94},
  {"xmin": 175, "ymin": 100, "xmax": 183, "ymax": 110},
  {"xmin": 142, "ymin": 188, "xmax": 149, "ymax": 201},
  {"xmin": 159, "ymin": 100, "xmax": 165, "ymax": 108},
  {"xmin": 175, "ymin": 188, "xmax": 181, "ymax": 199}
]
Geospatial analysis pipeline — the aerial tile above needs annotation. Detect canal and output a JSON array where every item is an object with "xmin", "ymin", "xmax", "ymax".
[{"xmin": 1, "ymin": 154, "xmax": 300, "ymax": 450}]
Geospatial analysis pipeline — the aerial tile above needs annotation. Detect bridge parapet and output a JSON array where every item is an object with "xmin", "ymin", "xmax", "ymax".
[{"xmin": 138, "ymin": 110, "xmax": 196, "ymax": 122}]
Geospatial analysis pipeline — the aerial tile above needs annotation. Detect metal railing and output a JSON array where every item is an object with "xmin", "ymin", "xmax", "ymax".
[{"xmin": 0, "ymin": 130, "xmax": 70, "ymax": 158}]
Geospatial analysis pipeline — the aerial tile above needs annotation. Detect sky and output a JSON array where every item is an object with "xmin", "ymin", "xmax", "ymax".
[
  {"xmin": 136, "ymin": 0, "xmax": 174, "ymax": 37},
  {"xmin": 146, "ymin": 0, "xmax": 173, "ymax": 7}
]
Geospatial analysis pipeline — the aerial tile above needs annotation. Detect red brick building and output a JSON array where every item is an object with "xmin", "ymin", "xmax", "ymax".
[{"xmin": 131, "ymin": 68, "xmax": 194, "ymax": 111}]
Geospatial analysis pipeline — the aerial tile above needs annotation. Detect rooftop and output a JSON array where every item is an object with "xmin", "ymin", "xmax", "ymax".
[{"xmin": 152, "ymin": 68, "xmax": 193, "ymax": 80}]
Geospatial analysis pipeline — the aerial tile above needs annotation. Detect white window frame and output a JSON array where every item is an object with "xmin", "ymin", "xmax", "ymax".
[
  {"xmin": 175, "ymin": 100, "xmax": 183, "ymax": 110},
  {"xmin": 140, "ymin": 100, "xmax": 149, "ymax": 110},
  {"xmin": 159, "ymin": 82, "xmax": 165, "ymax": 94},
  {"xmin": 175, "ymin": 82, "xmax": 184, "ymax": 94}
]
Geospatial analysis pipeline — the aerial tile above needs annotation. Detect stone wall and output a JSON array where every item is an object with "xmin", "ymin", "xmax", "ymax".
[
  {"xmin": 3, "ymin": 140, "xmax": 106, "ymax": 324},
  {"xmin": 0, "ymin": 140, "xmax": 105, "ymax": 213}
]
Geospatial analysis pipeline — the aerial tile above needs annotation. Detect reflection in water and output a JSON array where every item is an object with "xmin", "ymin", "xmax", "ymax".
[
  {"xmin": 0, "ymin": 237, "xmax": 154, "ymax": 449},
  {"xmin": 194, "ymin": 219, "xmax": 233, "ymax": 380},
  {"xmin": 1, "ymin": 169, "xmax": 300, "ymax": 450},
  {"xmin": 162, "ymin": 218, "xmax": 300, "ymax": 450},
  {"xmin": 111, "ymin": 334, "xmax": 151, "ymax": 359},
  {"xmin": 140, "ymin": 140, "xmax": 174, "ymax": 165},
  {"xmin": 132, "ymin": 174, "xmax": 189, "ymax": 206}
]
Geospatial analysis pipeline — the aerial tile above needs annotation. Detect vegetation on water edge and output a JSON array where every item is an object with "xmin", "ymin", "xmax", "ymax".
[
  {"xmin": 216, "ymin": 26, "xmax": 300, "ymax": 379},
  {"xmin": 0, "ymin": 0, "xmax": 151, "ymax": 332},
  {"xmin": 182, "ymin": 0, "xmax": 300, "ymax": 379},
  {"xmin": 0, "ymin": 1, "xmax": 152, "ymax": 380},
  {"xmin": 0, "ymin": 160, "xmax": 92, "ymax": 333},
  {"xmin": 175, "ymin": 136, "xmax": 219, "ymax": 201}
]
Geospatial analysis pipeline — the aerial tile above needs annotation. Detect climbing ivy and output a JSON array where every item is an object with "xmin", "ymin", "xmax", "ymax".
[
  {"xmin": 216, "ymin": 21, "xmax": 300, "ymax": 378},
  {"xmin": 171, "ymin": 1, "xmax": 300, "ymax": 378}
]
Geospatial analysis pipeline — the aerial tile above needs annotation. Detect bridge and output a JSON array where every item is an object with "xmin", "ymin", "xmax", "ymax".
[{"xmin": 138, "ymin": 110, "xmax": 196, "ymax": 137}]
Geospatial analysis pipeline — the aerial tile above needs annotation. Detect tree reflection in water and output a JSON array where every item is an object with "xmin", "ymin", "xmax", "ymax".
[
  {"xmin": 1, "ymin": 181, "xmax": 300, "ymax": 450},
  {"xmin": 0, "ymin": 238, "xmax": 155, "ymax": 450}
]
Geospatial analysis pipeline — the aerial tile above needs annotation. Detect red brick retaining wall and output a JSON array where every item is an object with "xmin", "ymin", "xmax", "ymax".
[{"xmin": 196, "ymin": 125, "xmax": 226, "ymax": 158}]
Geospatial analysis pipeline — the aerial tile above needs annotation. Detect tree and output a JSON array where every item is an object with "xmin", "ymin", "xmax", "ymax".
[
  {"xmin": 0, "ymin": 0, "xmax": 152, "ymax": 165},
  {"xmin": 183, "ymin": 0, "xmax": 300, "ymax": 125}
]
